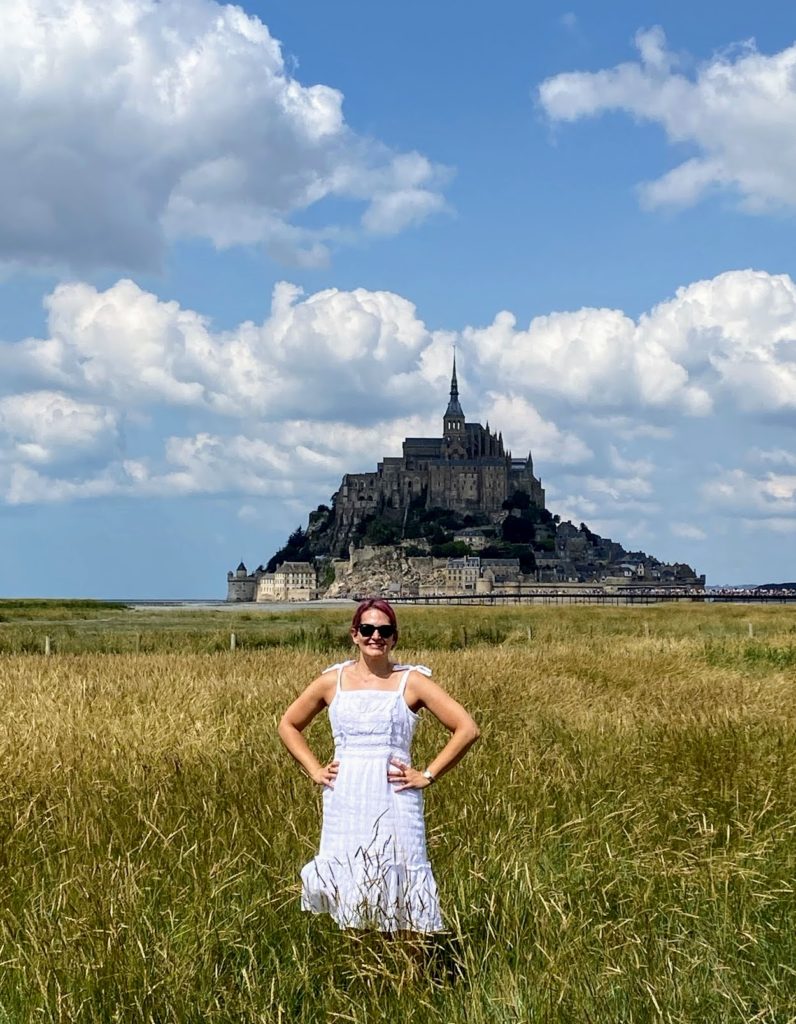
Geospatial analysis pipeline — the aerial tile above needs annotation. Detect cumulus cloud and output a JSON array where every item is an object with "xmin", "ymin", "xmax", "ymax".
[
  {"xmin": 750, "ymin": 447, "xmax": 796, "ymax": 468},
  {"xmin": 539, "ymin": 27, "xmax": 796, "ymax": 213},
  {"xmin": 671, "ymin": 522, "xmax": 707, "ymax": 540},
  {"xmin": 1, "ymin": 268, "xmax": 796, "ymax": 562},
  {"xmin": 464, "ymin": 269, "xmax": 796, "ymax": 416},
  {"xmin": 742, "ymin": 517, "xmax": 796, "ymax": 534},
  {"xmin": 480, "ymin": 393, "xmax": 592, "ymax": 465},
  {"xmin": 12, "ymin": 278, "xmax": 445, "ymax": 421},
  {"xmin": 608, "ymin": 445, "xmax": 654, "ymax": 476},
  {"xmin": 702, "ymin": 469, "xmax": 796, "ymax": 517},
  {"xmin": 0, "ymin": 0, "xmax": 448, "ymax": 272},
  {"xmin": 577, "ymin": 475, "xmax": 653, "ymax": 500},
  {"xmin": 544, "ymin": 468, "xmax": 659, "ymax": 538},
  {"xmin": 0, "ymin": 391, "xmax": 118, "ymax": 464},
  {"xmin": 581, "ymin": 415, "xmax": 673, "ymax": 441},
  {"xmin": 0, "ymin": 410, "xmax": 449, "ymax": 505},
  {"xmin": 7, "ymin": 270, "xmax": 796, "ymax": 434},
  {"xmin": 462, "ymin": 305, "xmax": 710, "ymax": 415}
]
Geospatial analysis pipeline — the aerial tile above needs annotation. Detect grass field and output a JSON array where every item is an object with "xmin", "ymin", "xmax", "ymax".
[{"xmin": 0, "ymin": 603, "xmax": 794, "ymax": 1022}]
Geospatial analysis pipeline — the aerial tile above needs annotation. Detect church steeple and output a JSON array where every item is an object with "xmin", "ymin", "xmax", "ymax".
[
  {"xmin": 445, "ymin": 353, "xmax": 464, "ymax": 421},
  {"xmin": 443, "ymin": 351, "xmax": 466, "ymax": 455}
]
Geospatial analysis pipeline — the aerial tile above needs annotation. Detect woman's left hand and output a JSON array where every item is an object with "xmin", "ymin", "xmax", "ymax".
[{"xmin": 387, "ymin": 757, "xmax": 432, "ymax": 791}]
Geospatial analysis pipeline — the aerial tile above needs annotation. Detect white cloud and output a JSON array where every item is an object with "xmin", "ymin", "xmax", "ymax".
[
  {"xmin": 0, "ymin": 0, "xmax": 448, "ymax": 272},
  {"xmin": 547, "ymin": 494, "xmax": 599, "ymax": 524},
  {"xmin": 4, "ymin": 463, "xmax": 126, "ymax": 505},
  {"xmin": 539, "ymin": 28, "xmax": 796, "ymax": 214},
  {"xmin": 671, "ymin": 522, "xmax": 707, "ymax": 540},
  {"xmin": 12, "ymin": 268, "xmax": 795, "ymax": 428},
  {"xmin": 464, "ymin": 269, "xmax": 796, "ymax": 416},
  {"xmin": 463, "ymin": 305, "xmax": 710, "ymax": 415},
  {"xmin": 608, "ymin": 445, "xmax": 654, "ymax": 476},
  {"xmin": 480, "ymin": 393, "xmax": 592, "ymax": 464},
  {"xmin": 742, "ymin": 517, "xmax": 796, "ymax": 534},
  {"xmin": 0, "ymin": 391, "xmax": 118, "ymax": 464},
  {"xmin": 1, "ymin": 268, "xmax": 795, "ymax": 560},
  {"xmin": 702, "ymin": 468, "xmax": 796, "ymax": 519},
  {"xmin": 749, "ymin": 447, "xmax": 796, "ymax": 468},
  {"xmin": 0, "ymin": 412, "xmax": 449, "ymax": 505},
  {"xmin": 545, "ymin": 474, "xmax": 659, "ymax": 536},
  {"xmin": 577, "ymin": 475, "xmax": 654, "ymax": 500},
  {"xmin": 581, "ymin": 415, "xmax": 673, "ymax": 441},
  {"xmin": 12, "ymin": 278, "xmax": 444, "ymax": 420}
]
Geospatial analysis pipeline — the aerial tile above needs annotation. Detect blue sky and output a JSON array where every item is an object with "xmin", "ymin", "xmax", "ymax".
[{"xmin": 1, "ymin": 0, "xmax": 795, "ymax": 596}]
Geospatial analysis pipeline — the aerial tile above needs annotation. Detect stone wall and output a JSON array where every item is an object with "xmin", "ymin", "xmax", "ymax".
[{"xmin": 227, "ymin": 577, "xmax": 255, "ymax": 601}]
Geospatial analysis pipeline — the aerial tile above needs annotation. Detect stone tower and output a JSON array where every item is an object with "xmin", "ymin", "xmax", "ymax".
[{"xmin": 442, "ymin": 354, "xmax": 467, "ymax": 459}]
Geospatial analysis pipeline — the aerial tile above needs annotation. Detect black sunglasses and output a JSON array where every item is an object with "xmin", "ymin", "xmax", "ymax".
[{"xmin": 357, "ymin": 623, "xmax": 396, "ymax": 639}]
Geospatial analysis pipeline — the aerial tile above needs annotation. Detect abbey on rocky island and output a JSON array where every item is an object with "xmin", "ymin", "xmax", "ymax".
[{"xmin": 227, "ymin": 359, "xmax": 705, "ymax": 601}]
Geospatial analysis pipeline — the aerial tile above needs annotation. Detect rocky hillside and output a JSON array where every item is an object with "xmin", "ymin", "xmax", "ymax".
[
  {"xmin": 324, "ymin": 549, "xmax": 447, "ymax": 598},
  {"xmin": 264, "ymin": 489, "xmax": 703, "ymax": 591}
]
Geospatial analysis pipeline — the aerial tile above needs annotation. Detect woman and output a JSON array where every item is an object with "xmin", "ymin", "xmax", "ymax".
[{"xmin": 278, "ymin": 598, "xmax": 480, "ymax": 933}]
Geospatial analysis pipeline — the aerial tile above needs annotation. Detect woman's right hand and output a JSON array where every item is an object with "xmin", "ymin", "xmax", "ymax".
[{"xmin": 311, "ymin": 760, "xmax": 339, "ymax": 788}]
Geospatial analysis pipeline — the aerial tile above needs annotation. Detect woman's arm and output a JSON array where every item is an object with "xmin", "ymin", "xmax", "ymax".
[
  {"xmin": 389, "ymin": 672, "xmax": 480, "ymax": 791},
  {"xmin": 277, "ymin": 674, "xmax": 338, "ymax": 788}
]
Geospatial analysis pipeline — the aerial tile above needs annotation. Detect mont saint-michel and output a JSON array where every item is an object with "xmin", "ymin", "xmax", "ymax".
[{"xmin": 228, "ymin": 361, "xmax": 704, "ymax": 601}]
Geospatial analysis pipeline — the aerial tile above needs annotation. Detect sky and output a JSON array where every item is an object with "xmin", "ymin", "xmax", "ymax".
[{"xmin": 1, "ymin": 0, "xmax": 795, "ymax": 597}]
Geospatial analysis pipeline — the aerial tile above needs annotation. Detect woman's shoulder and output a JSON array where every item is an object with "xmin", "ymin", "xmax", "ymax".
[
  {"xmin": 392, "ymin": 663, "xmax": 433, "ymax": 677},
  {"xmin": 393, "ymin": 663, "xmax": 434, "ymax": 688},
  {"xmin": 320, "ymin": 658, "xmax": 356, "ymax": 674},
  {"xmin": 306, "ymin": 660, "xmax": 353, "ymax": 700}
]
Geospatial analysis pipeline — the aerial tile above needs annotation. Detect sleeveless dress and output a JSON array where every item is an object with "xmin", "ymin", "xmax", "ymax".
[{"xmin": 300, "ymin": 661, "xmax": 444, "ymax": 932}]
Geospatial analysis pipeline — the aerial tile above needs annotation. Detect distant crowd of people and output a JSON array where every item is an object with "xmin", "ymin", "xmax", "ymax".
[{"xmin": 707, "ymin": 586, "xmax": 796, "ymax": 598}]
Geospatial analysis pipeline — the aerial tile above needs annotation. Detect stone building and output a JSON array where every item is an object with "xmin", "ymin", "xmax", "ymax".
[
  {"xmin": 256, "ymin": 561, "xmax": 318, "ymax": 602},
  {"xmin": 446, "ymin": 555, "xmax": 522, "ymax": 594},
  {"xmin": 226, "ymin": 562, "xmax": 259, "ymax": 602},
  {"xmin": 446, "ymin": 556, "xmax": 481, "ymax": 592},
  {"xmin": 226, "ymin": 560, "xmax": 317, "ymax": 602},
  {"xmin": 328, "ymin": 358, "xmax": 545, "ymax": 549}
]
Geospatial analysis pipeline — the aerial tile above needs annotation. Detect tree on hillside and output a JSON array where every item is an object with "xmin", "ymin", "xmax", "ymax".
[
  {"xmin": 502, "ymin": 490, "xmax": 531, "ymax": 511},
  {"xmin": 266, "ymin": 527, "xmax": 313, "ymax": 572},
  {"xmin": 502, "ymin": 515, "xmax": 535, "ymax": 544}
]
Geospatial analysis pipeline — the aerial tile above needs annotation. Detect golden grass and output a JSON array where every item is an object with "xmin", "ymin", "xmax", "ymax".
[{"xmin": 0, "ymin": 605, "xmax": 793, "ymax": 1021}]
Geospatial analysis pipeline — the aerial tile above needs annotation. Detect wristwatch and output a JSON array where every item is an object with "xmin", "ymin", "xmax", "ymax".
[{"xmin": 422, "ymin": 768, "xmax": 436, "ymax": 784}]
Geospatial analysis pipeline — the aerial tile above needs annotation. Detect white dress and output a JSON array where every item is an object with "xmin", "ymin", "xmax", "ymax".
[{"xmin": 300, "ymin": 660, "xmax": 444, "ymax": 932}]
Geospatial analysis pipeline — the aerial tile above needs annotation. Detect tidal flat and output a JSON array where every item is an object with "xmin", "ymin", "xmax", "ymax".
[{"xmin": 0, "ymin": 603, "xmax": 794, "ymax": 1022}]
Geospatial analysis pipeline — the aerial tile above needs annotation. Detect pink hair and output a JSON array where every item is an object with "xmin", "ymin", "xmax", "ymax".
[{"xmin": 351, "ymin": 598, "xmax": 399, "ymax": 644}]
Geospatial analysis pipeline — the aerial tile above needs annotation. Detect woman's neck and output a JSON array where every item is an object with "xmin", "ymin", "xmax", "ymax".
[{"xmin": 354, "ymin": 651, "xmax": 394, "ymax": 679}]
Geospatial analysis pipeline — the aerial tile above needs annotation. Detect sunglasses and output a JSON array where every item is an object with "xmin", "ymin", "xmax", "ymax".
[{"xmin": 357, "ymin": 623, "xmax": 396, "ymax": 639}]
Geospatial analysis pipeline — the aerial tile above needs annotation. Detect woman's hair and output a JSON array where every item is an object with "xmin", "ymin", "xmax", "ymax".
[{"xmin": 351, "ymin": 598, "xmax": 399, "ymax": 645}]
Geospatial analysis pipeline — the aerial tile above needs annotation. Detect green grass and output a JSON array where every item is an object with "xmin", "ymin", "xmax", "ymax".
[
  {"xmin": 0, "ymin": 599, "xmax": 794, "ymax": 655},
  {"xmin": 0, "ymin": 606, "xmax": 794, "ymax": 1021}
]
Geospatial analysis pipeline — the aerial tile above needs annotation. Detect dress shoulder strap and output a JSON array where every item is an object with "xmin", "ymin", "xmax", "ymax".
[
  {"xmin": 398, "ymin": 667, "xmax": 412, "ymax": 696},
  {"xmin": 321, "ymin": 660, "xmax": 354, "ymax": 692},
  {"xmin": 397, "ymin": 664, "xmax": 432, "ymax": 695}
]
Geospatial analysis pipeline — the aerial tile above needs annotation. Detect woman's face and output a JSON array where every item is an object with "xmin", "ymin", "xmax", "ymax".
[{"xmin": 351, "ymin": 608, "xmax": 397, "ymax": 657}]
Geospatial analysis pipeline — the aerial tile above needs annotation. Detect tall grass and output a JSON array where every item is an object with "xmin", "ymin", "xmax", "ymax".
[{"xmin": 0, "ymin": 607, "xmax": 794, "ymax": 1021}]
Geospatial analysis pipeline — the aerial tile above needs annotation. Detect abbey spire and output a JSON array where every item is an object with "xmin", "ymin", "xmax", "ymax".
[{"xmin": 444, "ymin": 352, "xmax": 465, "ymax": 425}]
